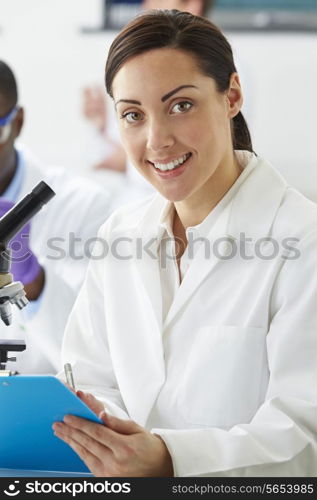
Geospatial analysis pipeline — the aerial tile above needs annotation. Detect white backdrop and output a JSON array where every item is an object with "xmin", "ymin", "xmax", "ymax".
[{"xmin": 0, "ymin": 0, "xmax": 316, "ymax": 201}]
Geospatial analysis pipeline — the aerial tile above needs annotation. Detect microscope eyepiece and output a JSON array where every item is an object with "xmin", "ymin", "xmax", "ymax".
[
  {"xmin": 31, "ymin": 181, "xmax": 55, "ymax": 205},
  {"xmin": 0, "ymin": 181, "xmax": 56, "ymax": 328},
  {"xmin": 0, "ymin": 181, "xmax": 55, "ymax": 245}
]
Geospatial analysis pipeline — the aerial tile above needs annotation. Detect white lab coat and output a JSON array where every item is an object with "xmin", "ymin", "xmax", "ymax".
[
  {"xmin": 61, "ymin": 153, "xmax": 317, "ymax": 476},
  {"xmin": 1, "ymin": 147, "xmax": 111, "ymax": 374}
]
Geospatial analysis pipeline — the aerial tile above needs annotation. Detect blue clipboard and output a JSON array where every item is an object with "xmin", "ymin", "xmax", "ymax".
[{"xmin": 0, "ymin": 375, "xmax": 103, "ymax": 473}]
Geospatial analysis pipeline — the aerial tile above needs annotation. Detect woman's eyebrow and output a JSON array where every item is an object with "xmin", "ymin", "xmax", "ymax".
[
  {"xmin": 161, "ymin": 85, "xmax": 198, "ymax": 102},
  {"xmin": 115, "ymin": 98, "xmax": 141, "ymax": 108},
  {"xmin": 115, "ymin": 85, "xmax": 198, "ymax": 108}
]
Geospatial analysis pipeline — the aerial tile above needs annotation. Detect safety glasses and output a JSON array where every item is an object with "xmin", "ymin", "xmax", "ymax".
[{"xmin": 0, "ymin": 106, "xmax": 19, "ymax": 145}]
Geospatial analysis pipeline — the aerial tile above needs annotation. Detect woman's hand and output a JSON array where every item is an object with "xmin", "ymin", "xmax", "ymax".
[
  {"xmin": 64, "ymin": 387, "xmax": 105, "ymax": 417},
  {"xmin": 52, "ymin": 412, "xmax": 174, "ymax": 477},
  {"xmin": 76, "ymin": 390, "xmax": 105, "ymax": 417}
]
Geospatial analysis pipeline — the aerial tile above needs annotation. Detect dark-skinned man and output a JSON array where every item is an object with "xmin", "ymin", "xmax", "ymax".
[{"xmin": 0, "ymin": 60, "xmax": 111, "ymax": 374}]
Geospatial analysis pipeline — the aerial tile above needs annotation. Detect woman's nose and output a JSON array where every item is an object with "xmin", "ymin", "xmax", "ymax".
[{"xmin": 146, "ymin": 119, "xmax": 175, "ymax": 152}]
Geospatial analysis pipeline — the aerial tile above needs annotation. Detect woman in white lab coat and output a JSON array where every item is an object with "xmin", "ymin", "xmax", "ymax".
[{"xmin": 54, "ymin": 10, "xmax": 317, "ymax": 476}]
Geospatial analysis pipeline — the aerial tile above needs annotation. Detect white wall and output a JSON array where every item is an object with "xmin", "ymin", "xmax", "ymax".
[
  {"xmin": 231, "ymin": 32, "xmax": 317, "ymax": 202},
  {"xmin": 0, "ymin": 0, "xmax": 111, "ymax": 168},
  {"xmin": 0, "ymin": 0, "xmax": 316, "ymax": 200}
]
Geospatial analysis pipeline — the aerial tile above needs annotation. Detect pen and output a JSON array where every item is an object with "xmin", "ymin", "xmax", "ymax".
[{"xmin": 64, "ymin": 363, "xmax": 76, "ymax": 391}]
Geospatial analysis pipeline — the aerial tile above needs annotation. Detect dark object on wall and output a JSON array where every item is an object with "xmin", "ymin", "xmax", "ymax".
[
  {"xmin": 81, "ymin": 0, "xmax": 142, "ymax": 32},
  {"xmin": 214, "ymin": 0, "xmax": 317, "ymax": 31},
  {"xmin": 81, "ymin": 0, "xmax": 317, "ymax": 32}
]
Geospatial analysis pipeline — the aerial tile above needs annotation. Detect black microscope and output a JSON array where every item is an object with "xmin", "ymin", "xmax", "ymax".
[{"xmin": 0, "ymin": 181, "xmax": 55, "ymax": 374}]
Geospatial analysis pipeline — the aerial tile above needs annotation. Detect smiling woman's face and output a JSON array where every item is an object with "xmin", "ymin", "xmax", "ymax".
[{"xmin": 112, "ymin": 47, "xmax": 242, "ymax": 204}]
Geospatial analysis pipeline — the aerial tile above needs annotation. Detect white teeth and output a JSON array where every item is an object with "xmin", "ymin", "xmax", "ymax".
[{"xmin": 153, "ymin": 153, "xmax": 190, "ymax": 171}]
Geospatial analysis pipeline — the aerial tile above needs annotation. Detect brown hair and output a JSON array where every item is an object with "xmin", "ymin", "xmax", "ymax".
[{"xmin": 106, "ymin": 9, "xmax": 253, "ymax": 153}]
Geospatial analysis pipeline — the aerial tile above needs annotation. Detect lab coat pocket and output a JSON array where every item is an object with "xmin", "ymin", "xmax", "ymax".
[{"xmin": 177, "ymin": 325, "xmax": 267, "ymax": 428}]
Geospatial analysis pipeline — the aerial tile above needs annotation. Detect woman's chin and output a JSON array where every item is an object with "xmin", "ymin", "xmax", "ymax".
[{"xmin": 157, "ymin": 187, "xmax": 191, "ymax": 203}]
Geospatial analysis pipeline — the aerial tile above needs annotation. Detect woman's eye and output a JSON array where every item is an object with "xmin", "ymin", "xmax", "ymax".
[
  {"xmin": 171, "ymin": 101, "xmax": 192, "ymax": 113},
  {"xmin": 121, "ymin": 111, "xmax": 142, "ymax": 123}
]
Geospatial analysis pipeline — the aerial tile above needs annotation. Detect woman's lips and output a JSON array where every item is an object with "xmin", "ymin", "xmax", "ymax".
[{"xmin": 149, "ymin": 153, "xmax": 192, "ymax": 179}]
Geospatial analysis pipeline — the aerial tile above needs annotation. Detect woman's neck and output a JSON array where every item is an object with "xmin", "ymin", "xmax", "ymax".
[{"xmin": 174, "ymin": 152, "xmax": 242, "ymax": 230}]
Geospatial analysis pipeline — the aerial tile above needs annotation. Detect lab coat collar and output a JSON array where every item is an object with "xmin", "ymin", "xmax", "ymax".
[
  {"xmin": 131, "ymin": 154, "xmax": 288, "ymax": 331},
  {"xmin": 134, "ymin": 153, "xmax": 288, "ymax": 242},
  {"xmin": 156, "ymin": 150, "xmax": 259, "ymax": 244},
  {"xmin": 227, "ymin": 155, "xmax": 288, "ymax": 241},
  {"xmin": 14, "ymin": 144, "xmax": 51, "ymax": 196},
  {"xmin": 166, "ymin": 156, "xmax": 288, "ymax": 327}
]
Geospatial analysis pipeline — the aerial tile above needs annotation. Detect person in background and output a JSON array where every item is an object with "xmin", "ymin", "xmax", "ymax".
[
  {"xmin": 82, "ymin": 0, "xmax": 214, "ymax": 207},
  {"xmin": 0, "ymin": 60, "xmax": 111, "ymax": 374},
  {"xmin": 55, "ymin": 10, "xmax": 317, "ymax": 476}
]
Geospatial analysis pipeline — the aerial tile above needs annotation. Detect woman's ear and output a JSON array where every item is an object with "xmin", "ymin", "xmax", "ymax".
[{"xmin": 227, "ymin": 73, "xmax": 243, "ymax": 119}]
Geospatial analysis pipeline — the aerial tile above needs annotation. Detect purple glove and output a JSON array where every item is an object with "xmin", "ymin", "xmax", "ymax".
[{"xmin": 0, "ymin": 198, "xmax": 41, "ymax": 285}]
